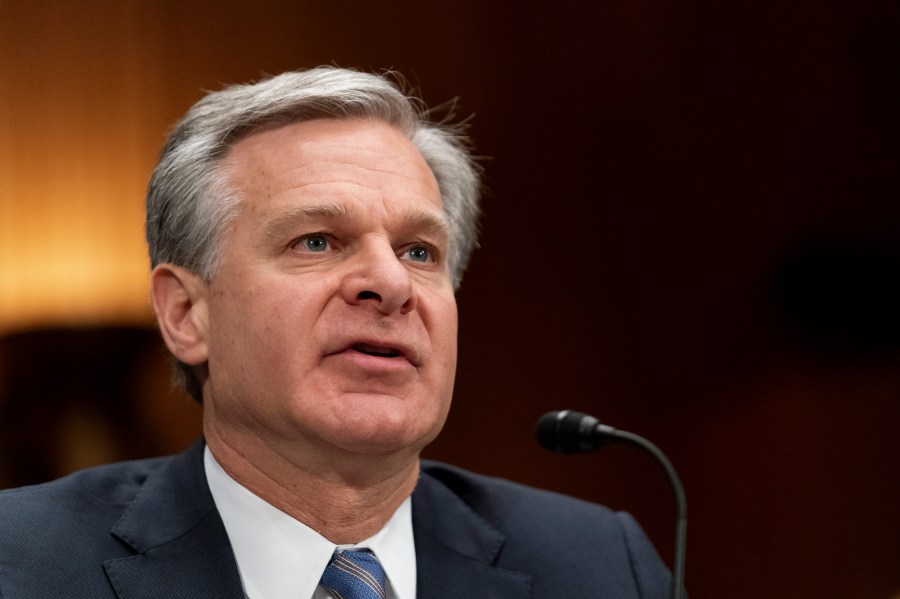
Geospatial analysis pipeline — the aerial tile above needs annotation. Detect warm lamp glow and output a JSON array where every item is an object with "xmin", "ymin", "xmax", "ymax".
[
  {"xmin": 0, "ymin": 1, "xmax": 172, "ymax": 333},
  {"xmin": 0, "ymin": 96, "xmax": 156, "ymax": 332},
  {"xmin": 0, "ymin": 218, "xmax": 152, "ymax": 332}
]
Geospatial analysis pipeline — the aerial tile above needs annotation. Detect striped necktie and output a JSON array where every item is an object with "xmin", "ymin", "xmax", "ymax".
[{"xmin": 320, "ymin": 549, "xmax": 387, "ymax": 599}]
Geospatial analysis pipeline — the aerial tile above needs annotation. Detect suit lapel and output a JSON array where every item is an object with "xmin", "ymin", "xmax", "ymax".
[
  {"xmin": 102, "ymin": 441, "xmax": 244, "ymax": 599},
  {"xmin": 412, "ymin": 469, "xmax": 532, "ymax": 599}
]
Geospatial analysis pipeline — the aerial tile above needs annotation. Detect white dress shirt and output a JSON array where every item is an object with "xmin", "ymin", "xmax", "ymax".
[{"xmin": 204, "ymin": 447, "xmax": 417, "ymax": 599}]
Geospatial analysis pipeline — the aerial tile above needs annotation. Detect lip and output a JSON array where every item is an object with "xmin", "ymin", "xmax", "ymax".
[{"xmin": 327, "ymin": 337, "xmax": 421, "ymax": 367}]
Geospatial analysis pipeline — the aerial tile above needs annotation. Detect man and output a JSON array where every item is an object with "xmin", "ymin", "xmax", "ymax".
[{"xmin": 0, "ymin": 67, "xmax": 671, "ymax": 598}]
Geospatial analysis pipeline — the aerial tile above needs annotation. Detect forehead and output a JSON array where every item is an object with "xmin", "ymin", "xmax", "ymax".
[{"xmin": 221, "ymin": 118, "xmax": 442, "ymax": 212}]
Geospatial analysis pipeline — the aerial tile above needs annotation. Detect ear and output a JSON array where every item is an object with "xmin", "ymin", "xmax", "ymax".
[{"xmin": 150, "ymin": 264, "xmax": 210, "ymax": 366}]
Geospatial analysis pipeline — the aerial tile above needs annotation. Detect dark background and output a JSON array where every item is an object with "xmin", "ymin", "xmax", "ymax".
[{"xmin": 1, "ymin": 1, "xmax": 899, "ymax": 597}]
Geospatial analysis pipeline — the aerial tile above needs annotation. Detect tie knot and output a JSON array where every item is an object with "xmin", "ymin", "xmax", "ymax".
[{"xmin": 320, "ymin": 549, "xmax": 387, "ymax": 599}]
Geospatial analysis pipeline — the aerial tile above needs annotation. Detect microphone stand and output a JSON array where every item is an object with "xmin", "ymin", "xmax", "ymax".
[
  {"xmin": 537, "ymin": 411, "xmax": 687, "ymax": 599},
  {"xmin": 606, "ymin": 427, "xmax": 686, "ymax": 599}
]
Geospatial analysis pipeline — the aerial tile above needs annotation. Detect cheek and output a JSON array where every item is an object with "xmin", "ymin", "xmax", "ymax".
[
  {"xmin": 426, "ymin": 296, "xmax": 459, "ymax": 381},
  {"xmin": 210, "ymin": 279, "xmax": 318, "ymax": 369},
  {"xmin": 436, "ymin": 294, "xmax": 459, "ymax": 347}
]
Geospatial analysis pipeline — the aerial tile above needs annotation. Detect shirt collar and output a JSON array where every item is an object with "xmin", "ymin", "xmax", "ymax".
[{"xmin": 204, "ymin": 446, "xmax": 416, "ymax": 599}]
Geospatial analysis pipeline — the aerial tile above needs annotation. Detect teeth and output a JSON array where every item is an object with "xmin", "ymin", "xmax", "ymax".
[{"xmin": 352, "ymin": 343, "xmax": 400, "ymax": 358}]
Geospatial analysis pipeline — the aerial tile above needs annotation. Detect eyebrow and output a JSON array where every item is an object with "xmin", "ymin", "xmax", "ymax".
[
  {"xmin": 398, "ymin": 206, "xmax": 451, "ymax": 239},
  {"xmin": 264, "ymin": 203, "xmax": 350, "ymax": 241},
  {"xmin": 264, "ymin": 202, "xmax": 450, "ymax": 241}
]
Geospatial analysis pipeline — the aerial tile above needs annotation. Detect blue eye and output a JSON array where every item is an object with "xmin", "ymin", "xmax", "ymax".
[
  {"xmin": 406, "ymin": 246, "xmax": 430, "ymax": 263},
  {"xmin": 303, "ymin": 235, "xmax": 329, "ymax": 252}
]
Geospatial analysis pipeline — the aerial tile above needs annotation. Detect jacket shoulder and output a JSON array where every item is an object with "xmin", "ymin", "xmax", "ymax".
[
  {"xmin": 0, "ymin": 455, "xmax": 170, "ymax": 513},
  {"xmin": 420, "ymin": 459, "xmax": 621, "ymax": 529},
  {"xmin": 418, "ymin": 460, "xmax": 673, "ymax": 598},
  {"xmin": 0, "ymin": 456, "xmax": 172, "ymax": 598}
]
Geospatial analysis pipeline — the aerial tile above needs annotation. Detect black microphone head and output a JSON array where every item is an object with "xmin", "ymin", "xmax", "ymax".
[{"xmin": 536, "ymin": 410, "xmax": 601, "ymax": 454}]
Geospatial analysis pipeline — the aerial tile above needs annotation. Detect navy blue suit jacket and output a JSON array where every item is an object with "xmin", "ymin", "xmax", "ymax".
[{"xmin": 0, "ymin": 440, "xmax": 671, "ymax": 598}]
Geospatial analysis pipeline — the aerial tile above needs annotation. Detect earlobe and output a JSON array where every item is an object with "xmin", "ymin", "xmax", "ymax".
[{"xmin": 150, "ymin": 264, "xmax": 210, "ymax": 366}]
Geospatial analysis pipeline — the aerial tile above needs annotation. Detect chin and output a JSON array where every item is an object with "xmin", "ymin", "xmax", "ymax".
[{"xmin": 326, "ymin": 405, "xmax": 446, "ymax": 456}]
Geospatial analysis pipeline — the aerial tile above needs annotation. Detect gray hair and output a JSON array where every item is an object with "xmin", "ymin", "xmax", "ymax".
[{"xmin": 146, "ymin": 67, "xmax": 482, "ymax": 401}]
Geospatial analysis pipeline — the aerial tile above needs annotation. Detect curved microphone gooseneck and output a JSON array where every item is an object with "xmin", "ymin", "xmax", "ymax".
[{"xmin": 535, "ymin": 409, "xmax": 686, "ymax": 599}]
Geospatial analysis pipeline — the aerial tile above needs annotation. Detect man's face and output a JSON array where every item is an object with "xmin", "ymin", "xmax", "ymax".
[{"xmin": 199, "ymin": 118, "xmax": 457, "ymax": 458}]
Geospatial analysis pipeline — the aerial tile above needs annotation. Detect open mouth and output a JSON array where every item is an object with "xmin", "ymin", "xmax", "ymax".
[{"xmin": 351, "ymin": 343, "xmax": 402, "ymax": 358}]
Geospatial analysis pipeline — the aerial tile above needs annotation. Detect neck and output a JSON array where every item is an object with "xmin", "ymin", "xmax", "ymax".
[{"xmin": 204, "ymin": 417, "xmax": 420, "ymax": 545}]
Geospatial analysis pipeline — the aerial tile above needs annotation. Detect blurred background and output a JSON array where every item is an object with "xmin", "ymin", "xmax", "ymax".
[{"xmin": 1, "ymin": 1, "xmax": 898, "ymax": 596}]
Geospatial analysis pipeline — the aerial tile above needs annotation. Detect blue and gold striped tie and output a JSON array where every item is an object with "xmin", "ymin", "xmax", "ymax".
[{"xmin": 320, "ymin": 549, "xmax": 387, "ymax": 599}]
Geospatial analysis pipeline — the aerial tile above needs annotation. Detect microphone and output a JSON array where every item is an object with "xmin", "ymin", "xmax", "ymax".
[{"xmin": 535, "ymin": 410, "xmax": 687, "ymax": 599}]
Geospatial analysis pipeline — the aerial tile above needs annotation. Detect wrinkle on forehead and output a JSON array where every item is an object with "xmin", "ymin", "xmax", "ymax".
[
  {"xmin": 262, "ymin": 159, "xmax": 438, "ymax": 194},
  {"xmin": 224, "ymin": 119, "xmax": 434, "ymax": 178},
  {"xmin": 221, "ymin": 119, "xmax": 441, "ymax": 208}
]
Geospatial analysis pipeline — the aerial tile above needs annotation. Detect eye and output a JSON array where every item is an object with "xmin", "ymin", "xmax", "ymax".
[
  {"xmin": 404, "ymin": 245, "xmax": 432, "ymax": 263},
  {"xmin": 298, "ymin": 234, "xmax": 329, "ymax": 252}
]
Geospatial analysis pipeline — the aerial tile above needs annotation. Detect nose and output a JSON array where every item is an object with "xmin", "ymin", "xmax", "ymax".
[{"xmin": 341, "ymin": 241, "xmax": 416, "ymax": 315}]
